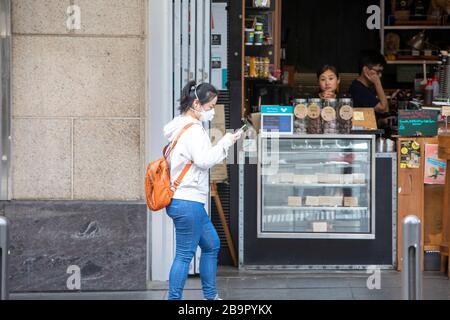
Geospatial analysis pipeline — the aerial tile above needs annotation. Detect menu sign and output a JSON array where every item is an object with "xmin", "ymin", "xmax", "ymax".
[
  {"xmin": 261, "ymin": 105, "xmax": 294, "ymax": 135},
  {"xmin": 398, "ymin": 110, "xmax": 438, "ymax": 137}
]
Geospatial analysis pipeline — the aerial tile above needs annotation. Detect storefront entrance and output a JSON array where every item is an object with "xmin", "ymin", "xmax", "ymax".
[{"xmin": 148, "ymin": 0, "xmax": 212, "ymax": 282}]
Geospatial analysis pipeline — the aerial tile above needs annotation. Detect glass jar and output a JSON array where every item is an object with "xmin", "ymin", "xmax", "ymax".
[
  {"xmin": 337, "ymin": 98, "xmax": 353, "ymax": 134},
  {"xmin": 321, "ymin": 98, "xmax": 337, "ymax": 134},
  {"xmin": 244, "ymin": 56, "xmax": 250, "ymax": 77},
  {"xmin": 306, "ymin": 98, "xmax": 323, "ymax": 134},
  {"xmin": 245, "ymin": 28, "xmax": 255, "ymax": 45},
  {"xmin": 293, "ymin": 98, "xmax": 308, "ymax": 134},
  {"xmin": 256, "ymin": 57, "xmax": 264, "ymax": 78},
  {"xmin": 254, "ymin": 31, "xmax": 264, "ymax": 45},
  {"xmin": 249, "ymin": 57, "xmax": 257, "ymax": 78},
  {"xmin": 263, "ymin": 57, "xmax": 270, "ymax": 78},
  {"xmin": 255, "ymin": 22, "xmax": 264, "ymax": 32}
]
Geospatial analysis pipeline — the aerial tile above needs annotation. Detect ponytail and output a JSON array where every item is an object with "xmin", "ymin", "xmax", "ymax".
[{"xmin": 179, "ymin": 81, "xmax": 218, "ymax": 113}]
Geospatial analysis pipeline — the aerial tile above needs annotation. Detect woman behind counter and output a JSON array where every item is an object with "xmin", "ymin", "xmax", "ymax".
[{"xmin": 317, "ymin": 65, "xmax": 341, "ymax": 99}]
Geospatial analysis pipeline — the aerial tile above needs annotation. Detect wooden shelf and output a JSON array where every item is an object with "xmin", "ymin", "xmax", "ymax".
[
  {"xmin": 244, "ymin": 77, "xmax": 272, "ymax": 81},
  {"xmin": 243, "ymin": 0, "xmax": 281, "ymax": 118},
  {"xmin": 245, "ymin": 7, "xmax": 273, "ymax": 11},
  {"xmin": 386, "ymin": 60, "xmax": 440, "ymax": 65},
  {"xmin": 384, "ymin": 25, "xmax": 450, "ymax": 30}
]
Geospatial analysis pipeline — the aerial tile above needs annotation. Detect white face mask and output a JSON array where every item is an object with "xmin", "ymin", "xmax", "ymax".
[{"xmin": 191, "ymin": 106, "xmax": 215, "ymax": 122}]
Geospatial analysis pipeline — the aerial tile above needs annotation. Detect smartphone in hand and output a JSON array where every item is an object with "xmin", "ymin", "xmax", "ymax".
[{"xmin": 236, "ymin": 123, "xmax": 249, "ymax": 136}]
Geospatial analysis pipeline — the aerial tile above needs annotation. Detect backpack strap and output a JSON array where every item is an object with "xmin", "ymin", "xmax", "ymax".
[
  {"xmin": 164, "ymin": 123, "xmax": 195, "ymax": 158},
  {"xmin": 164, "ymin": 122, "xmax": 196, "ymax": 191},
  {"xmin": 171, "ymin": 161, "xmax": 193, "ymax": 191}
]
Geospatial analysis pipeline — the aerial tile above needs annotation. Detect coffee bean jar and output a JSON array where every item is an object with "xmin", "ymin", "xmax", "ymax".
[
  {"xmin": 321, "ymin": 98, "xmax": 338, "ymax": 134},
  {"xmin": 306, "ymin": 98, "xmax": 323, "ymax": 134},
  {"xmin": 337, "ymin": 98, "xmax": 353, "ymax": 134},
  {"xmin": 293, "ymin": 98, "xmax": 308, "ymax": 134}
]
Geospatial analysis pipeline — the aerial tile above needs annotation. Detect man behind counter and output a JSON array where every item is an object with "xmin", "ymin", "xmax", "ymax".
[{"xmin": 349, "ymin": 51, "xmax": 388, "ymax": 113}]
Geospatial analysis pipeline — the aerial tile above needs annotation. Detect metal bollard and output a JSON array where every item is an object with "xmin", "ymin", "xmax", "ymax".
[
  {"xmin": 0, "ymin": 216, "xmax": 10, "ymax": 300},
  {"xmin": 402, "ymin": 215, "xmax": 422, "ymax": 300}
]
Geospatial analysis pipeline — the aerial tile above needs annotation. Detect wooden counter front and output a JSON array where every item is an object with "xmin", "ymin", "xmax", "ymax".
[{"xmin": 397, "ymin": 137, "xmax": 444, "ymax": 271}]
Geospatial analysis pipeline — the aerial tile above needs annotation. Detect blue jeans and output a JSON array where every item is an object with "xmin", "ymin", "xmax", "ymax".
[{"xmin": 166, "ymin": 199, "xmax": 220, "ymax": 300}]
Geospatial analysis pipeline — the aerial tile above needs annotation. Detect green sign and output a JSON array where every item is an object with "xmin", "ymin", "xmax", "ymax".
[{"xmin": 398, "ymin": 110, "xmax": 438, "ymax": 137}]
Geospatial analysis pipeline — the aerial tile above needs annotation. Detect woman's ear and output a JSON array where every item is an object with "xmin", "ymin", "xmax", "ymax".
[{"xmin": 192, "ymin": 99, "xmax": 201, "ymax": 111}]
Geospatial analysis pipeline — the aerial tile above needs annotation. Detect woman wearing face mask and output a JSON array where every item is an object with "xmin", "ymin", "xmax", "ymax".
[
  {"xmin": 317, "ymin": 65, "xmax": 341, "ymax": 99},
  {"xmin": 163, "ymin": 81, "xmax": 240, "ymax": 300}
]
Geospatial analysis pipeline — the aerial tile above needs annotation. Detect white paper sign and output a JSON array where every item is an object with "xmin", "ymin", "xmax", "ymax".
[
  {"xmin": 441, "ymin": 106, "xmax": 450, "ymax": 117},
  {"xmin": 211, "ymin": 3, "xmax": 228, "ymax": 90}
]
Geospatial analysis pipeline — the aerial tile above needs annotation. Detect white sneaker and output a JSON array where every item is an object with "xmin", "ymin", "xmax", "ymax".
[{"xmin": 204, "ymin": 294, "xmax": 223, "ymax": 300}]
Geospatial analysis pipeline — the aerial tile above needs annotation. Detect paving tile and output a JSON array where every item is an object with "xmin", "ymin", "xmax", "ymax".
[
  {"xmin": 422, "ymin": 286, "xmax": 450, "ymax": 300},
  {"xmin": 182, "ymin": 289, "xmax": 204, "ymax": 301},
  {"xmin": 287, "ymin": 288, "xmax": 353, "ymax": 300},
  {"xmin": 227, "ymin": 288, "xmax": 353, "ymax": 300},
  {"xmin": 423, "ymin": 277, "xmax": 450, "ymax": 289},
  {"xmin": 11, "ymin": 291, "xmax": 165, "ymax": 300},
  {"xmin": 8, "ymin": 268, "xmax": 450, "ymax": 300},
  {"xmin": 227, "ymin": 277, "xmax": 288, "ymax": 289},
  {"xmin": 348, "ymin": 276, "xmax": 402, "ymax": 288},
  {"xmin": 285, "ymin": 277, "xmax": 351, "ymax": 289},
  {"xmin": 147, "ymin": 281, "xmax": 168, "ymax": 290},
  {"xmin": 227, "ymin": 289, "xmax": 292, "ymax": 300},
  {"xmin": 351, "ymin": 287, "xmax": 403, "ymax": 300},
  {"xmin": 184, "ymin": 278, "xmax": 202, "ymax": 290}
]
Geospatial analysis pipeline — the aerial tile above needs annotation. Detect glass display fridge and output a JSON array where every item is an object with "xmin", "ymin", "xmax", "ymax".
[{"xmin": 258, "ymin": 134, "xmax": 376, "ymax": 240}]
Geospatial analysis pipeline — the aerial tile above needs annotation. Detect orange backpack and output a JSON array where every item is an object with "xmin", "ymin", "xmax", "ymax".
[{"xmin": 145, "ymin": 123, "xmax": 194, "ymax": 211}]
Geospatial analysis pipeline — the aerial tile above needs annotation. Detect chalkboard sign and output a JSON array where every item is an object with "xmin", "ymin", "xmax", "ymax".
[{"xmin": 398, "ymin": 110, "xmax": 438, "ymax": 137}]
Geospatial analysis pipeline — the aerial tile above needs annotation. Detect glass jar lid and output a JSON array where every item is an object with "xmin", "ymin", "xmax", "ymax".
[
  {"xmin": 339, "ymin": 98, "xmax": 353, "ymax": 104},
  {"xmin": 308, "ymin": 98, "xmax": 322, "ymax": 103}
]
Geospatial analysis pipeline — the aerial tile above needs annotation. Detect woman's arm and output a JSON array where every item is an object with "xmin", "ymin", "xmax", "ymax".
[{"xmin": 186, "ymin": 126, "xmax": 237, "ymax": 170}]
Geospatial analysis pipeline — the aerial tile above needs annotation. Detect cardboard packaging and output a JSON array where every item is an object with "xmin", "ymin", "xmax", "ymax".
[
  {"xmin": 305, "ymin": 196, "xmax": 320, "ymax": 206},
  {"xmin": 319, "ymin": 196, "xmax": 344, "ymax": 207},
  {"xmin": 343, "ymin": 174, "xmax": 354, "ymax": 184},
  {"xmin": 352, "ymin": 108, "xmax": 377, "ymax": 130},
  {"xmin": 318, "ymin": 173, "xmax": 343, "ymax": 184},
  {"xmin": 344, "ymin": 197, "xmax": 359, "ymax": 207},
  {"xmin": 352, "ymin": 173, "xmax": 366, "ymax": 184},
  {"xmin": 288, "ymin": 196, "xmax": 302, "ymax": 206}
]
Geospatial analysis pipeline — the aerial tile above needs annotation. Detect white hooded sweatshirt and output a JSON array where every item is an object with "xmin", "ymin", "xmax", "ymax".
[{"xmin": 163, "ymin": 115, "xmax": 232, "ymax": 204}]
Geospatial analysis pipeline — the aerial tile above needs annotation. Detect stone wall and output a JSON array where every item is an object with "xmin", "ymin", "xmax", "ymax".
[{"xmin": 11, "ymin": 0, "xmax": 147, "ymax": 201}]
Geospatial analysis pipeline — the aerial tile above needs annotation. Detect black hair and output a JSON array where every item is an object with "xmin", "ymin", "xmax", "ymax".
[
  {"xmin": 317, "ymin": 65, "xmax": 340, "ymax": 79},
  {"xmin": 358, "ymin": 51, "xmax": 386, "ymax": 74},
  {"xmin": 179, "ymin": 81, "xmax": 218, "ymax": 113}
]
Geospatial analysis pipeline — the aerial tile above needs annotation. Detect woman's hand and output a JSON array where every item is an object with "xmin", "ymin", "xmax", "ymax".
[
  {"xmin": 221, "ymin": 132, "xmax": 241, "ymax": 148},
  {"xmin": 320, "ymin": 91, "xmax": 336, "ymax": 99}
]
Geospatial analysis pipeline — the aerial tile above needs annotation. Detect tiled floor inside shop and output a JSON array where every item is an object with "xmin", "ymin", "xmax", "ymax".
[{"xmin": 10, "ymin": 267, "xmax": 450, "ymax": 300}]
